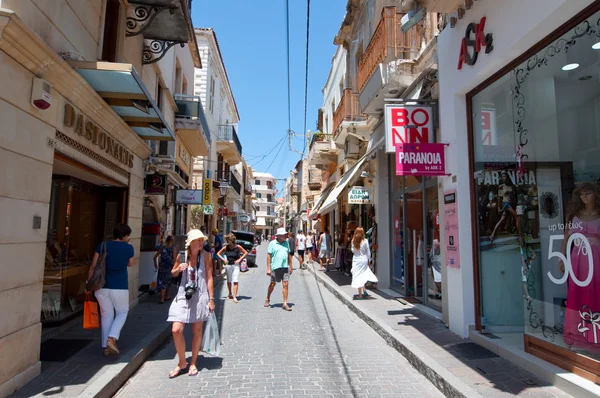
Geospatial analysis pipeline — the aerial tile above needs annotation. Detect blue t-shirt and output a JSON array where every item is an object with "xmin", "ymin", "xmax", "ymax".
[
  {"xmin": 268, "ymin": 240, "xmax": 291, "ymax": 270},
  {"xmin": 95, "ymin": 240, "xmax": 134, "ymax": 290},
  {"xmin": 214, "ymin": 234, "xmax": 223, "ymax": 251}
]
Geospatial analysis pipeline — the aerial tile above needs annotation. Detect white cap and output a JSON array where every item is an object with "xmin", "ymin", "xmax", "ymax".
[
  {"xmin": 275, "ymin": 227, "xmax": 287, "ymax": 236},
  {"xmin": 185, "ymin": 229, "xmax": 207, "ymax": 248}
]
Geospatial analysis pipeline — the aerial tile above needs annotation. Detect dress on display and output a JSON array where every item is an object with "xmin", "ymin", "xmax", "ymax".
[
  {"xmin": 564, "ymin": 216, "xmax": 600, "ymax": 348},
  {"xmin": 430, "ymin": 239, "xmax": 442, "ymax": 283},
  {"xmin": 157, "ymin": 245, "xmax": 174, "ymax": 291},
  {"xmin": 351, "ymin": 239, "xmax": 378, "ymax": 288},
  {"xmin": 167, "ymin": 253, "xmax": 210, "ymax": 324}
]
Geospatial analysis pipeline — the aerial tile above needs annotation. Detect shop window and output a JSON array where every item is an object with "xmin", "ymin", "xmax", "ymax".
[
  {"xmin": 101, "ymin": 0, "xmax": 120, "ymax": 62},
  {"xmin": 470, "ymin": 8, "xmax": 600, "ymax": 366}
]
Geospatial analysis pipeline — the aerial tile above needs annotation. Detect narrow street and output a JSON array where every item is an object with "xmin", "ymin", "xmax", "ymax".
[{"xmin": 116, "ymin": 242, "xmax": 443, "ymax": 398}]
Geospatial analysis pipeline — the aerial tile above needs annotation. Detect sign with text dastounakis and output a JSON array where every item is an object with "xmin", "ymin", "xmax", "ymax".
[{"xmin": 395, "ymin": 143, "xmax": 447, "ymax": 176}]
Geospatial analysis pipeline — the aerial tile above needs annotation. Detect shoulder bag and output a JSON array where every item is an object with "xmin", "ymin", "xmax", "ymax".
[{"xmin": 86, "ymin": 241, "xmax": 107, "ymax": 292}]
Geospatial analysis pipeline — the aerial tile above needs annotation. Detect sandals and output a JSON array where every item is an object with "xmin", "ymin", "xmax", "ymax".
[
  {"xmin": 282, "ymin": 304, "xmax": 292, "ymax": 311},
  {"xmin": 106, "ymin": 337, "xmax": 119, "ymax": 355},
  {"xmin": 264, "ymin": 299, "xmax": 270, "ymax": 308},
  {"xmin": 168, "ymin": 363, "xmax": 188, "ymax": 379},
  {"xmin": 188, "ymin": 365, "xmax": 199, "ymax": 377},
  {"xmin": 228, "ymin": 294, "xmax": 234, "ymax": 299},
  {"xmin": 233, "ymin": 297, "xmax": 238, "ymax": 303}
]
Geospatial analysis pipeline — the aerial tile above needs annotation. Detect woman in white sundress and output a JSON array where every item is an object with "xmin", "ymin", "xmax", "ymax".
[
  {"xmin": 351, "ymin": 227, "xmax": 378, "ymax": 299},
  {"xmin": 167, "ymin": 229, "xmax": 215, "ymax": 378}
]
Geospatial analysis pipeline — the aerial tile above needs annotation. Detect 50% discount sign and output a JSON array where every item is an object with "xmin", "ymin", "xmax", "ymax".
[{"xmin": 547, "ymin": 233, "xmax": 594, "ymax": 287}]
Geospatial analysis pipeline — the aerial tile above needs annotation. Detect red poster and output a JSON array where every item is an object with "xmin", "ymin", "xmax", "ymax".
[{"xmin": 395, "ymin": 143, "xmax": 447, "ymax": 176}]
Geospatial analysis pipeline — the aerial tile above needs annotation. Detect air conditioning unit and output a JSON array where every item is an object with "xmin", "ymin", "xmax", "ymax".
[{"xmin": 344, "ymin": 136, "xmax": 360, "ymax": 159}]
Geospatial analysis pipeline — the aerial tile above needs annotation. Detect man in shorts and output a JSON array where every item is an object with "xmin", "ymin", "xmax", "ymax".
[
  {"xmin": 318, "ymin": 226, "xmax": 333, "ymax": 271},
  {"xmin": 296, "ymin": 230, "xmax": 306, "ymax": 270},
  {"xmin": 265, "ymin": 227, "xmax": 293, "ymax": 311}
]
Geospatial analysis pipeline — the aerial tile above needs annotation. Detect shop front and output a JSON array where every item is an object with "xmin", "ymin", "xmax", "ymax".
[{"xmin": 438, "ymin": 0, "xmax": 600, "ymax": 387}]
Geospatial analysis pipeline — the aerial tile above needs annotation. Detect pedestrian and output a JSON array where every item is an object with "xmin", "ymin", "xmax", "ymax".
[
  {"xmin": 87, "ymin": 224, "xmax": 135, "ymax": 356},
  {"xmin": 217, "ymin": 233, "xmax": 248, "ymax": 303},
  {"xmin": 167, "ymin": 229, "xmax": 215, "ymax": 378},
  {"xmin": 350, "ymin": 227, "xmax": 378, "ymax": 299},
  {"xmin": 318, "ymin": 227, "xmax": 332, "ymax": 272},
  {"xmin": 287, "ymin": 232, "xmax": 297, "ymax": 265},
  {"xmin": 153, "ymin": 235, "xmax": 175, "ymax": 304},
  {"xmin": 264, "ymin": 227, "xmax": 293, "ymax": 311},
  {"xmin": 306, "ymin": 231, "xmax": 314, "ymax": 265},
  {"xmin": 211, "ymin": 228, "xmax": 223, "ymax": 277},
  {"xmin": 296, "ymin": 230, "xmax": 306, "ymax": 269}
]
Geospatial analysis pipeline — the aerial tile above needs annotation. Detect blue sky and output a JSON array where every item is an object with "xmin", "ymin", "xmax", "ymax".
[{"xmin": 192, "ymin": 0, "xmax": 347, "ymax": 196}]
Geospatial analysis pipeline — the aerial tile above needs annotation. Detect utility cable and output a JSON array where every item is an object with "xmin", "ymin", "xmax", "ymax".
[
  {"xmin": 263, "ymin": 137, "xmax": 287, "ymax": 175},
  {"xmin": 249, "ymin": 133, "xmax": 289, "ymax": 167},
  {"xmin": 285, "ymin": 0, "xmax": 292, "ymax": 137},
  {"xmin": 301, "ymin": 0, "xmax": 311, "ymax": 159}
]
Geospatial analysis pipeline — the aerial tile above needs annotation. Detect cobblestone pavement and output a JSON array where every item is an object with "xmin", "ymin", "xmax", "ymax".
[{"xmin": 116, "ymin": 243, "xmax": 444, "ymax": 398}]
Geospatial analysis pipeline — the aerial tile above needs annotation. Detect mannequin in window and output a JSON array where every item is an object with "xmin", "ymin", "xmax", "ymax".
[
  {"xmin": 561, "ymin": 183, "xmax": 600, "ymax": 348},
  {"xmin": 490, "ymin": 171, "xmax": 521, "ymax": 245}
]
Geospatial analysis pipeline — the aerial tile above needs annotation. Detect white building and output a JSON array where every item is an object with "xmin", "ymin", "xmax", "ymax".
[
  {"xmin": 192, "ymin": 28, "xmax": 243, "ymax": 234},
  {"xmin": 252, "ymin": 171, "xmax": 278, "ymax": 237}
]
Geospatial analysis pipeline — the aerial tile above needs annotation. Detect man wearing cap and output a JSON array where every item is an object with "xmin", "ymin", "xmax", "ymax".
[{"xmin": 265, "ymin": 227, "xmax": 293, "ymax": 311}]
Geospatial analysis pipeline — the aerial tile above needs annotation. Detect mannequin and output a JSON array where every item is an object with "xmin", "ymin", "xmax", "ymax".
[
  {"xmin": 562, "ymin": 182, "xmax": 600, "ymax": 349},
  {"xmin": 490, "ymin": 171, "xmax": 521, "ymax": 244}
]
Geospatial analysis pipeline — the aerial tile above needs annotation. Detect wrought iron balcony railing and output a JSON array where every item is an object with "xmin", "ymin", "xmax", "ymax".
[
  {"xmin": 174, "ymin": 94, "xmax": 211, "ymax": 143},
  {"xmin": 217, "ymin": 124, "xmax": 243, "ymax": 155}
]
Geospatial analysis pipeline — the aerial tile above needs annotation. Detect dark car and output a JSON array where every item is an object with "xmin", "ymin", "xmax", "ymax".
[{"xmin": 231, "ymin": 230, "xmax": 257, "ymax": 267}]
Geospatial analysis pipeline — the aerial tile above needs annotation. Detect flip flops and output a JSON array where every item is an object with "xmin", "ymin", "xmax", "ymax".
[{"xmin": 168, "ymin": 363, "xmax": 188, "ymax": 379}]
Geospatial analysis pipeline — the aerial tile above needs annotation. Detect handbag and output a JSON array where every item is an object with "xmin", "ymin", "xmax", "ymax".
[
  {"xmin": 86, "ymin": 241, "xmax": 106, "ymax": 292},
  {"xmin": 240, "ymin": 258, "xmax": 249, "ymax": 272},
  {"xmin": 83, "ymin": 293, "xmax": 100, "ymax": 329}
]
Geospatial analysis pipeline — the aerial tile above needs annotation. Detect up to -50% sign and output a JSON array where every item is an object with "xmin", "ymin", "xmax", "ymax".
[{"xmin": 547, "ymin": 233, "xmax": 594, "ymax": 287}]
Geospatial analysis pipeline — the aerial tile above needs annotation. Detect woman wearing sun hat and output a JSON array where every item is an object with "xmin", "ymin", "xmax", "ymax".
[{"xmin": 167, "ymin": 229, "xmax": 215, "ymax": 378}]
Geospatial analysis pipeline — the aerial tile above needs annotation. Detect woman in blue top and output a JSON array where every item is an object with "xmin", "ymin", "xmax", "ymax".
[
  {"xmin": 154, "ymin": 236, "xmax": 175, "ymax": 304},
  {"xmin": 87, "ymin": 224, "xmax": 135, "ymax": 356}
]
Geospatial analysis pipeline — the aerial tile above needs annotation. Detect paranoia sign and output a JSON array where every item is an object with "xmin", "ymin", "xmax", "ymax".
[{"xmin": 395, "ymin": 143, "xmax": 447, "ymax": 176}]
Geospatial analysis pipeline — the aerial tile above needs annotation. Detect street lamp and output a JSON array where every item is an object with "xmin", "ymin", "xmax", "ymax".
[{"xmin": 219, "ymin": 181, "xmax": 229, "ymax": 234}]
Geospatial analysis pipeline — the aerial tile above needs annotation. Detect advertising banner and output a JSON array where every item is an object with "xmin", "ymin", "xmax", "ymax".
[
  {"xmin": 444, "ymin": 190, "xmax": 460, "ymax": 269},
  {"xmin": 145, "ymin": 174, "xmax": 166, "ymax": 194},
  {"xmin": 175, "ymin": 190, "xmax": 202, "ymax": 205},
  {"xmin": 384, "ymin": 104, "xmax": 434, "ymax": 153},
  {"xmin": 348, "ymin": 186, "xmax": 373, "ymax": 204},
  {"xmin": 395, "ymin": 143, "xmax": 446, "ymax": 176},
  {"xmin": 202, "ymin": 178, "xmax": 212, "ymax": 205}
]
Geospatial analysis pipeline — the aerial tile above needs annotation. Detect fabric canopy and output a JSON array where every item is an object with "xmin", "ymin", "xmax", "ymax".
[{"xmin": 309, "ymin": 182, "xmax": 336, "ymax": 220}]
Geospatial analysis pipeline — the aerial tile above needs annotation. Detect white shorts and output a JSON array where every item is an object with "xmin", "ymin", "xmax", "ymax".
[{"xmin": 226, "ymin": 264, "xmax": 240, "ymax": 283}]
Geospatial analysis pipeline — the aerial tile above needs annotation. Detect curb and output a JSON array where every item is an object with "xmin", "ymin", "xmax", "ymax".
[
  {"xmin": 81, "ymin": 273, "xmax": 227, "ymax": 398},
  {"xmin": 306, "ymin": 265, "xmax": 480, "ymax": 398}
]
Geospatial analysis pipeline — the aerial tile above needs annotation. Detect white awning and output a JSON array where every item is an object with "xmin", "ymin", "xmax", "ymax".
[
  {"xmin": 309, "ymin": 182, "xmax": 335, "ymax": 220},
  {"xmin": 256, "ymin": 217, "xmax": 266, "ymax": 226},
  {"xmin": 318, "ymin": 137, "xmax": 384, "ymax": 216}
]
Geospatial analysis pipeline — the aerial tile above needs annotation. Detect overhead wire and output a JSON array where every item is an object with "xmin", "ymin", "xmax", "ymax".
[
  {"xmin": 285, "ymin": 0, "xmax": 292, "ymax": 137},
  {"xmin": 263, "ymin": 137, "xmax": 287, "ymax": 175},
  {"xmin": 301, "ymin": 0, "xmax": 311, "ymax": 159},
  {"xmin": 250, "ymin": 133, "xmax": 288, "ymax": 167}
]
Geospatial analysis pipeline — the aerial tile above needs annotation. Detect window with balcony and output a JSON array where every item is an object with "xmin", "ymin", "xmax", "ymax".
[
  {"xmin": 267, "ymin": 181, "xmax": 272, "ymax": 189},
  {"xmin": 267, "ymin": 194, "xmax": 272, "ymax": 203},
  {"xmin": 101, "ymin": 0, "xmax": 120, "ymax": 62}
]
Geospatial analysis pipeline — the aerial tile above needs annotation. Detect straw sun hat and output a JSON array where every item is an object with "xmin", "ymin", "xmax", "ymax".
[{"xmin": 185, "ymin": 229, "xmax": 207, "ymax": 249}]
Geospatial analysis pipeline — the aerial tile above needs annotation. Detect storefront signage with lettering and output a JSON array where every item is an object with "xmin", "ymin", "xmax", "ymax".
[
  {"xmin": 458, "ymin": 17, "xmax": 494, "ymax": 70},
  {"xmin": 348, "ymin": 186, "xmax": 373, "ymax": 204},
  {"xmin": 395, "ymin": 143, "xmax": 447, "ymax": 176},
  {"xmin": 384, "ymin": 105, "xmax": 434, "ymax": 153},
  {"xmin": 202, "ymin": 178, "xmax": 212, "ymax": 205},
  {"xmin": 175, "ymin": 189, "xmax": 202, "ymax": 204},
  {"xmin": 63, "ymin": 103, "xmax": 134, "ymax": 168}
]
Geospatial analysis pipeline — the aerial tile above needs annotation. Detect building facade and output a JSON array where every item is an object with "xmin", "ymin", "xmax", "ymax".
[
  {"xmin": 0, "ymin": 0, "xmax": 201, "ymax": 394},
  {"xmin": 253, "ymin": 171, "xmax": 278, "ymax": 238}
]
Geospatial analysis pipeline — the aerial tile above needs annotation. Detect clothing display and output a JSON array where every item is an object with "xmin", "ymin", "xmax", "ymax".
[
  {"xmin": 351, "ymin": 239, "xmax": 378, "ymax": 289},
  {"xmin": 430, "ymin": 239, "xmax": 442, "ymax": 283},
  {"xmin": 168, "ymin": 253, "xmax": 210, "ymax": 324},
  {"xmin": 157, "ymin": 245, "xmax": 174, "ymax": 291}
]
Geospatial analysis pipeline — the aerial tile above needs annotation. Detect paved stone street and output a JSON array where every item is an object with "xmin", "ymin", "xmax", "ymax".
[{"xmin": 116, "ymin": 243, "xmax": 444, "ymax": 398}]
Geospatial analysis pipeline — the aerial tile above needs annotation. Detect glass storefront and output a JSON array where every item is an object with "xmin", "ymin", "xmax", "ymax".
[
  {"xmin": 390, "ymin": 160, "xmax": 442, "ymax": 310},
  {"xmin": 471, "ymin": 8, "xmax": 600, "ymax": 361}
]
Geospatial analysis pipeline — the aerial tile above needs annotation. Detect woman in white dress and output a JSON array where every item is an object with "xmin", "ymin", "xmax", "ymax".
[{"xmin": 351, "ymin": 227, "xmax": 378, "ymax": 299}]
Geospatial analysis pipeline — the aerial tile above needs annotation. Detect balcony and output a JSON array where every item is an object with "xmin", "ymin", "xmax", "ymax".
[
  {"xmin": 332, "ymin": 88, "xmax": 369, "ymax": 148},
  {"xmin": 174, "ymin": 94, "xmax": 210, "ymax": 156},
  {"xmin": 308, "ymin": 132, "xmax": 338, "ymax": 171},
  {"xmin": 308, "ymin": 168, "xmax": 321, "ymax": 191},
  {"xmin": 217, "ymin": 125, "xmax": 243, "ymax": 165},
  {"xmin": 357, "ymin": 7, "xmax": 435, "ymax": 114},
  {"xmin": 229, "ymin": 172, "xmax": 242, "ymax": 196},
  {"xmin": 291, "ymin": 178, "xmax": 301, "ymax": 196}
]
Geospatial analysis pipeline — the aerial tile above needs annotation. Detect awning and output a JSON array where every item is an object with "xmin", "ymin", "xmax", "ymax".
[
  {"xmin": 318, "ymin": 138, "xmax": 384, "ymax": 216},
  {"xmin": 69, "ymin": 61, "xmax": 175, "ymax": 141},
  {"xmin": 309, "ymin": 182, "xmax": 335, "ymax": 220},
  {"xmin": 256, "ymin": 217, "xmax": 266, "ymax": 227}
]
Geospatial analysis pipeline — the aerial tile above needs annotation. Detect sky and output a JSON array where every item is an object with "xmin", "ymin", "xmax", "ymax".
[{"xmin": 192, "ymin": 0, "xmax": 347, "ymax": 196}]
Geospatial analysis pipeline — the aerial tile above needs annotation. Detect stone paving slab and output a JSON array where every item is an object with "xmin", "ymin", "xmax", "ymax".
[
  {"xmin": 10, "ymin": 273, "xmax": 225, "ymax": 398},
  {"xmin": 116, "ymin": 244, "xmax": 445, "ymax": 397},
  {"xmin": 307, "ymin": 264, "xmax": 573, "ymax": 398}
]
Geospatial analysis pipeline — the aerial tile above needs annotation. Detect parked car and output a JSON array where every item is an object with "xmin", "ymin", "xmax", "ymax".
[{"xmin": 231, "ymin": 230, "xmax": 257, "ymax": 267}]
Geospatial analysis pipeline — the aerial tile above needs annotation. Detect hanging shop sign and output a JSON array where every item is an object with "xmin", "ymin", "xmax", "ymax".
[
  {"xmin": 203, "ymin": 205, "xmax": 214, "ymax": 215},
  {"xmin": 348, "ymin": 186, "xmax": 373, "ymax": 204},
  {"xmin": 444, "ymin": 190, "xmax": 460, "ymax": 269},
  {"xmin": 239, "ymin": 215, "xmax": 250, "ymax": 223},
  {"xmin": 175, "ymin": 189, "xmax": 202, "ymax": 205},
  {"xmin": 63, "ymin": 103, "xmax": 134, "ymax": 168},
  {"xmin": 145, "ymin": 174, "xmax": 167, "ymax": 194},
  {"xmin": 202, "ymin": 178, "xmax": 212, "ymax": 205},
  {"xmin": 384, "ymin": 105, "xmax": 434, "ymax": 153},
  {"xmin": 457, "ymin": 17, "xmax": 494, "ymax": 70},
  {"xmin": 395, "ymin": 143, "xmax": 447, "ymax": 176}
]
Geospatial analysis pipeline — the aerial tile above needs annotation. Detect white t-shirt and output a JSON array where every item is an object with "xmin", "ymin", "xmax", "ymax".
[
  {"xmin": 297, "ymin": 235, "xmax": 306, "ymax": 250},
  {"xmin": 306, "ymin": 236, "xmax": 313, "ymax": 248}
]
